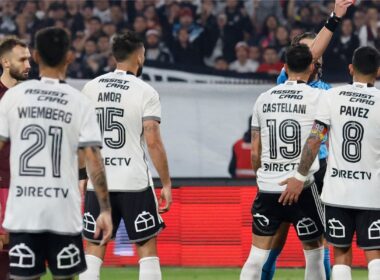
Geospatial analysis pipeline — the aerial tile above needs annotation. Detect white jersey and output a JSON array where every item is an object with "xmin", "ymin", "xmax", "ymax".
[
  {"xmin": 252, "ymin": 81, "xmax": 321, "ymax": 193},
  {"xmin": 0, "ymin": 77, "xmax": 102, "ymax": 234},
  {"xmin": 317, "ymin": 82, "xmax": 380, "ymax": 209},
  {"xmin": 82, "ymin": 70, "xmax": 161, "ymax": 191}
]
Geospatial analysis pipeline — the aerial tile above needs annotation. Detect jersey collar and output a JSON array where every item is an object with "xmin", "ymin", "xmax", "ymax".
[
  {"xmin": 284, "ymin": 80, "xmax": 306, "ymax": 85},
  {"xmin": 114, "ymin": 69, "xmax": 136, "ymax": 76},
  {"xmin": 353, "ymin": 82, "xmax": 374, "ymax": 88},
  {"xmin": 39, "ymin": 77, "xmax": 66, "ymax": 84}
]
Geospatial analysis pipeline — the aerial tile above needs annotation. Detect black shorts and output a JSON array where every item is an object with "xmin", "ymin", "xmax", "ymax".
[
  {"xmin": 9, "ymin": 232, "xmax": 86, "ymax": 279},
  {"xmin": 83, "ymin": 186, "xmax": 165, "ymax": 244},
  {"xmin": 314, "ymin": 158, "xmax": 327, "ymax": 195},
  {"xmin": 252, "ymin": 184, "xmax": 324, "ymax": 242},
  {"xmin": 325, "ymin": 205, "xmax": 380, "ymax": 249}
]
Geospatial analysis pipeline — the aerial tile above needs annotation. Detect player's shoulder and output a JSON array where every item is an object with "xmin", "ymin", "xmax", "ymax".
[
  {"xmin": 129, "ymin": 75, "xmax": 158, "ymax": 97},
  {"xmin": 82, "ymin": 72, "xmax": 110, "ymax": 90}
]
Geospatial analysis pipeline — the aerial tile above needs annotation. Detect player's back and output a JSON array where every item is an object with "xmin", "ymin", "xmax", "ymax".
[
  {"xmin": 82, "ymin": 70, "xmax": 160, "ymax": 191},
  {"xmin": 0, "ymin": 77, "xmax": 100, "ymax": 234},
  {"xmin": 252, "ymin": 81, "xmax": 321, "ymax": 193},
  {"xmin": 319, "ymin": 82, "xmax": 380, "ymax": 209}
]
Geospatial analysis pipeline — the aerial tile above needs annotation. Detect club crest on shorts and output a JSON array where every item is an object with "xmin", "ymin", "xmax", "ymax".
[
  {"xmin": 135, "ymin": 211, "xmax": 155, "ymax": 232},
  {"xmin": 296, "ymin": 217, "xmax": 318, "ymax": 236},
  {"xmin": 9, "ymin": 243, "xmax": 35, "ymax": 268},
  {"xmin": 83, "ymin": 212, "xmax": 96, "ymax": 233},
  {"xmin": 57, "ymin": 244, "xmax": 81, "ymax": 269},
  {"xmin": 328, "ymin": 218, "xmax": 345, "ymax": 238},
  {"xmin": 253, "ymin": 213, "xmax": 269, "ymax": 227},
  {"xmin": 368, "ymin": 220, "xmax": 380, "ymax": 240}
]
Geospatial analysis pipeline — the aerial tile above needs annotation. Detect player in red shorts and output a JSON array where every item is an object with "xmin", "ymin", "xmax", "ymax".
[{"xmin": 0, "ymin": 37, "xmax": 31, "ymax": 279}]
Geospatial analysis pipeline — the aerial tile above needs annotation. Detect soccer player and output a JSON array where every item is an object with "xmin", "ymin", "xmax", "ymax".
[
  {"xmin": 240, "ymin": 44, "xmax": 325, "ymax": 280},
  {"xmin": 79, "ymin": 31, "xmax": 172, "ymax": 280},
  {"xmin": 0, "ymin": 36, "xmax": 31, "ymax": 279},
  {"xmin": 281, "ymin": 46, "xmax": 380, "ymax": 280},
  {"xmin": 0, "ymin": 27, "xmax": 113, "ymax": 280}
]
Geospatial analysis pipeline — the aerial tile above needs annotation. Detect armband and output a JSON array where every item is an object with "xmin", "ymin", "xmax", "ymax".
[{"xmin": 311, "ymin": 120, "xmax": 329, "ymax": 141}]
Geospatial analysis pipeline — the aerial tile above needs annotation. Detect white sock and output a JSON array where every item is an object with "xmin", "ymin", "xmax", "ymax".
[
  {"xmin": 303, "ymin": 246, "xmax": 326, "ymax": 280},
  {"xmin": 139, "ymin": 256, "xmax": 162, "ymax": 280},
  {"xmin": 240, "ymin": 245, "xmax": 270, "ymax": 280},
  {"xmin": 79, "ymin": 255, "xmax": 103, "ymax": 280},
  {"xmin": 368, "ymin": 259, "xmax": 380, "ymax": 280},
  {"xmin": 332, "ymin": 264, "xmax": 352, "ymax": 280}
]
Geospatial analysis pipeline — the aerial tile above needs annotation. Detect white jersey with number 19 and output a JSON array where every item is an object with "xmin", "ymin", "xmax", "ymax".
[
  {"xmin": 82, "ymin": 70, "xmax": 161, "ymax": 192},
  {"xmin": 0, "ymin": 77, "xmax": 102, "ymax": 234},
  {"xmin": 252, "ymin": 81, "xmax": 321, "ymax": 193},
  {"xmin": 317, "ymin": 82, "xmax": 380, "ymax": 209}
]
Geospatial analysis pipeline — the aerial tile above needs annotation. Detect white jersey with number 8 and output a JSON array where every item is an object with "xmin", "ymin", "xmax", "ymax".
[{"xmin": 317, "ymin": 82, "xmax": 380, "ymax": 209}]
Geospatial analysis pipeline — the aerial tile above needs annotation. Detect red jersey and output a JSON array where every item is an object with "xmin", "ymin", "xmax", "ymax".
[{"xmin": 0, "ymin": 80, "xmax": 10, "ymax": 188}]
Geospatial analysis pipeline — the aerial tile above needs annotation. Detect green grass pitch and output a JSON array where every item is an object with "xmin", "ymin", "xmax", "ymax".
[{"xmin": 41, "ymin": 267, "xmax": 368, "ymax": 279}]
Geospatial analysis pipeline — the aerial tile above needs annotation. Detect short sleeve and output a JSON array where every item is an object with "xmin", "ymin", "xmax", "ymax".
[
  {"xmin": 0, "ymin": 93, "xmax": 10, "ymax": 141},
  {"xmin": 81, "ymin": 81, "xmax": 92, "ymax": 97},
  {"xmin": 251, "ymin": 97, "xmax": 261, "ymax": 130},
  {"xmin": 142, "ymin": 90, "xmax": 161, "ymax": 123},
  {"xmin": 78, "ymin": 103, "xmax": 102, "ymax": 148},
  {"xmin": 315, "ymin": 90, "xmax": 331, "ymax": 126}
]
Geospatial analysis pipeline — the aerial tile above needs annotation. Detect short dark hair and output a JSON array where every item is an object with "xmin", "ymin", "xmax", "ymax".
[
  {"xmin": 111, "ymin": 31, "xmax": 144, "ymax": 62},
  {"xmin": 35, "ymin": 27, "xmax": 71, "ymax": 67},
  {"xmin": 291, "ymin": 32, "xmax": 316, "ymax": 46},
  {"xmin": 285, "ymin": 44, "xmax": 313, "ymax": 73},
  {"xmin": 0, "ymin": 36, "xmax": 27, "ymax": 59},
  {"xmin": 352, "ymin": 46, "xmax": 380, "ymax": 76}
]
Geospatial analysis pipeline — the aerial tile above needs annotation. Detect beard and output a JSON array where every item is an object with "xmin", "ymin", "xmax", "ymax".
[
  {"xmin": 9, "ymin": 66, "xmax": 29, "ymax": 81},
  {"xmin": 136, "ymin": 64, "xmax": 143, "ymax": 77}
]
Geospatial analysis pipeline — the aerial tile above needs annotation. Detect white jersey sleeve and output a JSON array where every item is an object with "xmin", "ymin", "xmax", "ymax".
[
  {"xmin": 78, "ymin": 104, "xmax": 102, "ymax": 148},
  {"xmin": 315, "ymin": 90, "xmax": 332, "ymax": 126},
  {"xmin": 142, "ymin": 90, "xmax": 161, "ymax": 122},
  {"xmin": 251, "ymin": 97, "xmax": 261, "ymax": 130},
  {"xmin": 320, "ymin": 82, "xmax": 380, "ymax": 209}
]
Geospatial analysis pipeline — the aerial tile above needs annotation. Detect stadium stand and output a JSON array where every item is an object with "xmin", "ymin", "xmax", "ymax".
[{"xmin": 1, "ymin": 0, "xmax": 379, "ymax": 82}]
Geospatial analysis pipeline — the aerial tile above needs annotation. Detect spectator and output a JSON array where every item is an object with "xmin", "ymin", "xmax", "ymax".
[
  {"xmin": 102, "ymin": 21, "xmax": 117, "ymax": 37},
  {"xmin": 249, "ymin": 45, "xmax": 261, "ymax": 63},
  {"xmin": 85, "ymin": 16, "xmax": 104, "ymax": 39},
  {"xmin": 290, "ymin": 26, "xmax": 305, "ymax": 41},
  {"xmin": 358, "ymin": 6, "xmax": 379, "ymax": 47},
  {"xmin": 257, "ymin": 46, "xmax": 283, "ymax": 75},
  {"xmin": 97, "ymin": 34, "xmax": 111, "ymax": 60},
  {"xmin": 93, "ymin": 0, "xmax": 111, "ymax": 23},
  {"xmin": 172, "ymin": 27, "xmax": 204, "ymax": 67},
  {"xmin": 258, "ymin": 15, "xmax": 279, "ymax": 48},
  {"xmin": 253, "ymin": 0, "xmax": 284, "ymax": 31},
  {"xmin": 134, "ymin": 15, "xmax": 147, "ymax": 39},
  {"xmin": 229, "ymin": 42, "xmax": 259, "ymax": 73},
  {"xmin": 272, "ymin": 26, "xmax": 290, "ymax": 61},
  {"xmin": 324, "ymin": 18, "xmax": 360, "ymax": 80},
  {"xmin": 214, "ymin": 56, "xmax": 230, "ymax": 71},
  {"xmin": 145, "ymin": 29, "xmax": 173, "ymax": 63},
  {"xmin": 353, "ymin": 9, "xmax": 366, "ymax": 34},
  {"xmin": 144, "ymin": 5, "xmax": 160, "ymax": 30},
  {"xmin": 109, "ymin": 5, "xmax": 127, "ymax": 32},
  {"xmin": 172, "ymin": 7, "xmax": 204, "ymax": 43},
  {"xmin": 225, "ymin": 0, "xmax": 253, "ymax": 41},
  {"xmin": 0, "ymin": 1, "xmax": 17, "ymax": 35}
]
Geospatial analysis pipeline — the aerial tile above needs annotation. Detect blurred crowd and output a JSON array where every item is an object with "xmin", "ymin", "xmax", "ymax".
[{"xmin": 0, "ymin": 0, "xmax": 379, "ymax": 79}]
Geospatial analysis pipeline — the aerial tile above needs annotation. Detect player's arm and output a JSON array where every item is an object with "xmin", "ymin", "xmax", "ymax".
[
  {"xmin": 251, "ymin": 128, "xmax": 261, "ymax": 173},
  {"xmin": 80, "ymin": 146, "xmax": 112, "ymax": 245},
  {"xmin": 279, "ymin": 120, "xmax": 329, "ymax": 205},
  {"xmin": 309, "ymin": 0, "xmax": 352, "ymax": 62},
  {"xmin": 143, "ymin": 119, "xmax": 172, "ymax": 213}
]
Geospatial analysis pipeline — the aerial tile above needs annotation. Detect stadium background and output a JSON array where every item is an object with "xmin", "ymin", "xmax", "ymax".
[{"xmin": 2, "ymin": 0, "xmax": 380, "ymax": 278}]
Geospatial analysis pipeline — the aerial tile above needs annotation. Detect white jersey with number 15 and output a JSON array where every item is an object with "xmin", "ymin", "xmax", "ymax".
[{"xmin": 82, "ymin": 70, "xmax": 161, "ymax": 192}]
